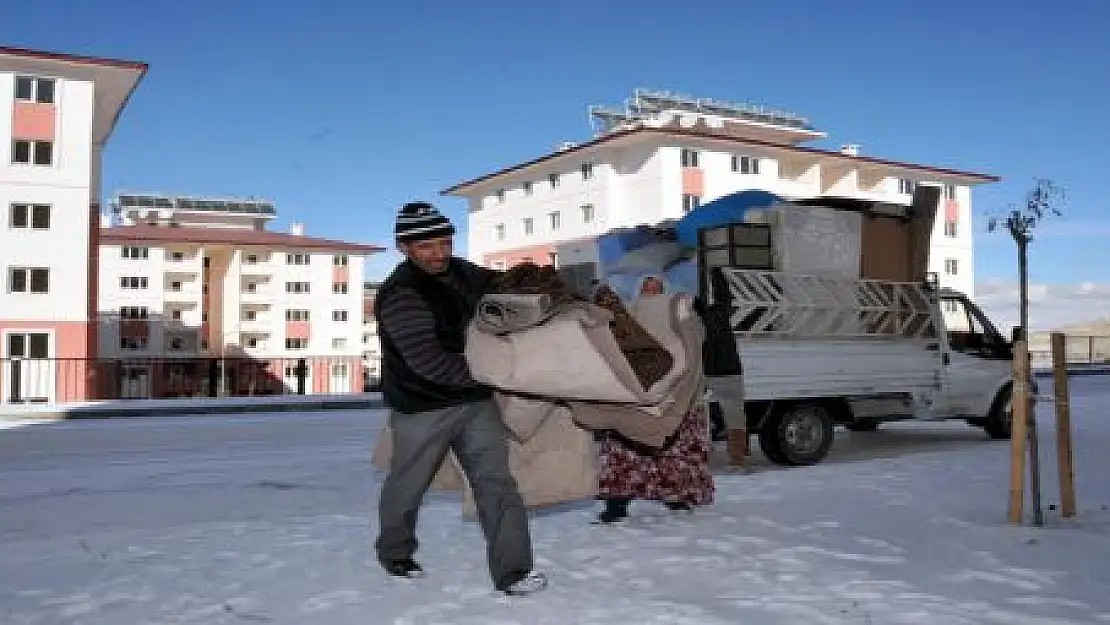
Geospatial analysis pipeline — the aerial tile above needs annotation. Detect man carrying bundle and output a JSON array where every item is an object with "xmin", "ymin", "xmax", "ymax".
[{"xmin": 373, "ymin": 201, "xmax": 547, "ymax": 596}]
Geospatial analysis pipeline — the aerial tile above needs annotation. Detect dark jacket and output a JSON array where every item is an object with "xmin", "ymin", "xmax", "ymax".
[{"xmin": 375, "ymin": 257, "xmax": 499, "ymax": 414}]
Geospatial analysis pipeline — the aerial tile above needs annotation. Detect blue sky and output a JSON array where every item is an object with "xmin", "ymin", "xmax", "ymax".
[{"xmin": 5, "ymin": 0, "xmax": 1108, "ymax": 325}]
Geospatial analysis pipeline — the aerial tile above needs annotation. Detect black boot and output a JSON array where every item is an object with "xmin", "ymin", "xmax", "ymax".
[
  {"xmin": 664, "ymin": 501, "xmax": 692, "ymax": 513},
  {"xmin": 596, "ymin": 497, "xmax": 630, "ymax": 524}
]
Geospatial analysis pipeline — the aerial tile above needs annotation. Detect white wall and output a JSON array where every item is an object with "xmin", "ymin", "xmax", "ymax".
[
  {"xmin": 462, "ymin": 137, "xmax": 983, "ymax": 296},
  {"xmin": 1, "ymin": 72, "xmax": 95, "ymax": 323}
]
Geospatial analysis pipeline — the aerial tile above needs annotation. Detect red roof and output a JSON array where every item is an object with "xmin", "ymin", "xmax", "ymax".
[
  {"xmin": 100, "ymin": 225, "xmax": 384, "ymax": 254},
  {"xmin": 441, "ymin": 121, "xmax": 1000, "ymax": 195},
  {"xmin": 0, "ymin": 45, "xmax": 148, "ymax": 71}
]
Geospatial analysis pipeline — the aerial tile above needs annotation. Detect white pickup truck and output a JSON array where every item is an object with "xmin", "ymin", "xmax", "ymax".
[{"xmin": 705, "ymin": 265, "xmax": 1015, "ymax": 467}]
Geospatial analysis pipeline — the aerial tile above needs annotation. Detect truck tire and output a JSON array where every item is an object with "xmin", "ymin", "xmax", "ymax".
[
  {"xmin": 983, "ymin": 385, "xmax": 1013, "ymax": 440},
  {"xmin": 758, "ymin": 402, "xmax": 835, "ymax": 466}
]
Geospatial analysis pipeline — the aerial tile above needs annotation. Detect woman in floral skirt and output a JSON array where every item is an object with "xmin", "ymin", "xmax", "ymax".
[{"xmin": 594, "ymin": 275, "xmax": 715, "ymax": 524}]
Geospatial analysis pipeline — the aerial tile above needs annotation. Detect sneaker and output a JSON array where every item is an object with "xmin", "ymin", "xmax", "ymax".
[
  {"xmin": 500, "ymin": 570, "xmax": 548, "ymax": 596},
  {"xmin": 383, "ymin": 558, "xmax": 425, "ymax": 579}
]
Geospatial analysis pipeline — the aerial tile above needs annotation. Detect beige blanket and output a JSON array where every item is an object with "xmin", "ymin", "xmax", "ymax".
[{"xmin": 371, "ymin": 292, "xmax": 706, "ymax": 515}]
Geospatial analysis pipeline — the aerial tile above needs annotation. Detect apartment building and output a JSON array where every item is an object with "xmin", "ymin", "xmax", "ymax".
[
  {"xmin": 98, "ymin": 193, "xmax": 383, "ymax": 398},
  {"xmin": 1, "ymin": 46, "xmax": 146, "ymax": 404},
  {"xmin": 444, "ymin": 89, "xmax": 1000, "ymax": 299},
  {"xmin": 361, "ymin": 281, "xmax": 382, "ymax": 390}
]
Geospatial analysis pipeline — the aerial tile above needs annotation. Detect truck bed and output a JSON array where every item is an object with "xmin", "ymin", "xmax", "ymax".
[{"xmin": 736, "ymin": 338, "xmax": 941, "ymax": 401}]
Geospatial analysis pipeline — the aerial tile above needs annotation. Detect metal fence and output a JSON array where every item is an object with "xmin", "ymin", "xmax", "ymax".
[
  {"xmin": 0, "ymin": 355, "xmax": 370, "ymax": 404},
  {"xmin": 1028, "ymin": 335, "xmax": 1110, "ymax": 367}
]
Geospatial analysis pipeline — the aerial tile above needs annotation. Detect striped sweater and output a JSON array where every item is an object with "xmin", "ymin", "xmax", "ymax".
[{"xmin": 376, "ymin": 265, "xmax": 499, "ymax": 388}]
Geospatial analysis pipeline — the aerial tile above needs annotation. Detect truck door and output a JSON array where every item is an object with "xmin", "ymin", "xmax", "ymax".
[{"xmin": 937, "ymin": 294, "xmax": 1011, "ymax": 416}]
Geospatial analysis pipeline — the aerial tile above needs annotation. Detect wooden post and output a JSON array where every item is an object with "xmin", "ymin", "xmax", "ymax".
[
  {"xmin": 1009, "ymin": 340, "xmax": 1030, "ymax": 524},
  {"xmin": 1051, "ymin": 332, "xmax": 1077, "ymax": 518}
]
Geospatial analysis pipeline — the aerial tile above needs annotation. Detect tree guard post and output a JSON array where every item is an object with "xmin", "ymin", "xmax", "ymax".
[
  {"xmin": 1051, "ymin": 332, "xmax": 1077, "ymax": 518},
  {"xmin": 1008, "ymin": 340, "xmax": 1030, "ymax": 524}
]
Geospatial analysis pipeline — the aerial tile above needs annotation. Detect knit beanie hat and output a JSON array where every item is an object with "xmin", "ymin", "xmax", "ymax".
[{"xmin": 395, "ymin": 201, "xmax": 456, "ymax": 243}]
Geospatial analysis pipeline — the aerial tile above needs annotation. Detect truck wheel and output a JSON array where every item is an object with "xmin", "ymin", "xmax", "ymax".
[
  {"xmin": 758, "ymin": 402, "xmax": 835, "ymax": 466},
  {"xmin": 983, "ymin": 386, "xmax": 1013, "ymax": 440}
]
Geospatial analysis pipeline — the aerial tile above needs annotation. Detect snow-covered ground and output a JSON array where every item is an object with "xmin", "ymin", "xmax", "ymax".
[{"xmin": 2, "ymin": 378, "xmax": 1109, "ymax": 625}]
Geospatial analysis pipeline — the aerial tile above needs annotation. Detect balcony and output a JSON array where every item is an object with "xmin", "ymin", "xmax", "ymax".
[
  {"xmin": 164, "ymin": 282, "xmax": 201, "ymax": 304},
  {"xmin": 238, "ymin": 314, "xmax": 273, "ymax": 333},
  {"xmin": 240, "ymin": 284, "xmax": 273, "ymax": 303},
  {"xmin": 240, "ymin": 255, "xmax": 273, "ymax": 276}
]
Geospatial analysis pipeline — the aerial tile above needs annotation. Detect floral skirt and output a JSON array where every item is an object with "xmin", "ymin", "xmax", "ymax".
[{"xmin": 597, "ymin": 403, "xmax": 715, "ymax": 506}]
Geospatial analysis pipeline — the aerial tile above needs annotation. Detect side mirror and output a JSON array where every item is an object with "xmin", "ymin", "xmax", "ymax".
[{"xmin": 1011, "ymin": 326, "xmax": 1025, "ymax": 343}]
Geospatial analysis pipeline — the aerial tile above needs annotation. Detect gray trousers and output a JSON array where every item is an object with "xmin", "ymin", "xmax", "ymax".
[{"xmin": 375, "ymin": 399, "xmax": 534, "ymax": 588}]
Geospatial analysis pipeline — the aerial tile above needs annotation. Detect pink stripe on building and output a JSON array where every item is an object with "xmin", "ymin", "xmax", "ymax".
[
  {"xmin": 285, "ymin": 321, "xmax": 311, "ymax": 340},
  {"xmin": 681, "ymin": 167, "xmax": 704, "ymax": 196},
  {"xmin": 945, "ymin": 199, "xmax": 959, "ymax": 223},
  {"xmin": 11, "ymin": 101, "xmax": 55, "ymax": 140}
]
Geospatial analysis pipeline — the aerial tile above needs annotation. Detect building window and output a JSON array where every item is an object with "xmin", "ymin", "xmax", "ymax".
[
  {"xmin": 285, "ymin": 309, "xmax": 310, "ymax": 321},
  {"xmin": 120, "ymin": 336, "xmax": 148, "ymax": 350},
  {"xmin": 494, "ymin": 223, "xmax": 506, "ymax": 241},
  {"xmin": 8, "ymin": 267, "xmax": 50, "ymax": 293},
  {"xmin": 493, "ymin": 259, "xmax": 507, "ymax": 270},
  {"xmin": 285, "ymin": 281, "xmax": 311, "ymax": 293},
  {"xmin": 523, "ymin": 181, "xmax": 533, "ymax": 196},
  {"xmin": 243, "ymin": 309, "xmax": 257, "ymax": 321},
  {"xmin": 944, "ymin": 184, "xmax": 957, "ymax": 200},
  {"xmin": 548, "ymin": 173, "xmax": 560, "ymax": 188},
  {"xmin": 581, "ymin": 204, "xmax": 595, "ymax": 223},
  {"xmin": 171, "ymin": 309, "xmax": 182, "ymax": 321},
  {"xmin": 9, "ymin": 204, "xmax": 50, "ymax": 229},
  {"xmin": 581, "ymin": 163, "xmax": 594, "ymax": 180},
  {"xmin": 898, "ymin": 178, "xmax": 916, "ymax": 195},
  {"xmin": 682, "ymin": 194, "xmax": 701, "ymax": 213},
  {"xmin": 944, "ymin": 258, "xmax": 959, "ymax": 275},
  {"xmin": 495, "ymin": 189, "xmax": 506, "ymax": 203},
  {"xmin": 286, "ymin": 253, "xmax": 310, "ymax": 265},
  {"xmin": 170, "ymin": 251, "xmax": 185, "ymax": 261},
  {"xmin": 548, "ymin": 252, "xmax": 558, "ymax": 267},
  {"xmin": 203, "ymin": 256, "xmax": 211, "ymax": 268},
  {"xmin": 11, "ymin": 140, "xmax": 53, "ymax": 166},
  {"xmin": 244, "ymin": 254, "xmax": 259, "ymax": 264},
  {"xmin": 333, "ymin": 282, "xmax": 349, "ymax": 294},
  {"xmin": 944, "ymin": 221, "xmax": 958, "ymax": 237},
  {"xmin": 119, "ymin": 306, "xmax": 149, "ymax": 319},
  {"xmin": 331, "ymin": 337, "xmax": 347, "ymax": 349},
  {"xmin": 122, "ymin": 246, "xmax": 149, "ymax": 259},
  {"xmin": 285, "ymin": 338, "xmax": 308, "ymax": 350},
  {"xmin": 168, "ymin": 337, "xmax": 185, "ymax": 351},
  {"xmin": 15, "ymin": 76, "xmax": 55, "ymax": 104},
  {"xmin": 245, "ymin": 337, "xmax": 259, "ymax": 349},
  {"xmin": 548, "ymin": 211, "xmax": 561, "ymax": 230},
  {"xmin": 680, "ymin": 149, "xmax": 699, "ymax": 168},
  {"xmin": 201, "ymin": 311, "xmax": 208, "ymax": 322},
  {"xmin": 522, "ymin": 218, "xmax": 534, "ymax": 235},
  {"xmin": 119, "ymin": 276, "xmax": 149, "ymax": 289},
  {"xmin": 731, "ymin": 155, "xmax": 760, "ymax": 175},
  {"xmin": 333, "ymin": 254, "xmax": 348, "ymax": 267},
  {"xmin": 169, "ymin": 280, "xmax": 182, "ymax": 292},
  {"xmin": 332, "ymin": 310, "xmax": 349, "ymax": 322},
  {"xmin": 943, "ymin": 300, "xmax": 959, "ymax": 313}
]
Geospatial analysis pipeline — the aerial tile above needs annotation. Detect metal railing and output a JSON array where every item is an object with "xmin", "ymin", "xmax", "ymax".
[
  {"xmin": 1028, "ymin": 335, "xmax": 1110, "ymax": 367},
  {"xmin": 0, "ymin": 355, "xmax": 370, "ymax": 404}
]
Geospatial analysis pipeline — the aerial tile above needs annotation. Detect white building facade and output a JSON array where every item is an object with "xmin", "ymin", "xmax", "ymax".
[
  {"xmin": 445, "ymin": 90, "xmax": 997, "ymax": 299},
  {"xmin": 0, "ymin": 46, "xmax": 146, "ymax": 404},
  {"xmin": 97, "ymin": 193, "xmax": 382, "ymax": 398}
]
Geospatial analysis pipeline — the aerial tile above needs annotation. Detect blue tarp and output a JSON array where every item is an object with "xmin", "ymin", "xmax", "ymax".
[{"xmin": 673, "ymin": 190, "xmax": 785, "ymax": 247}]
